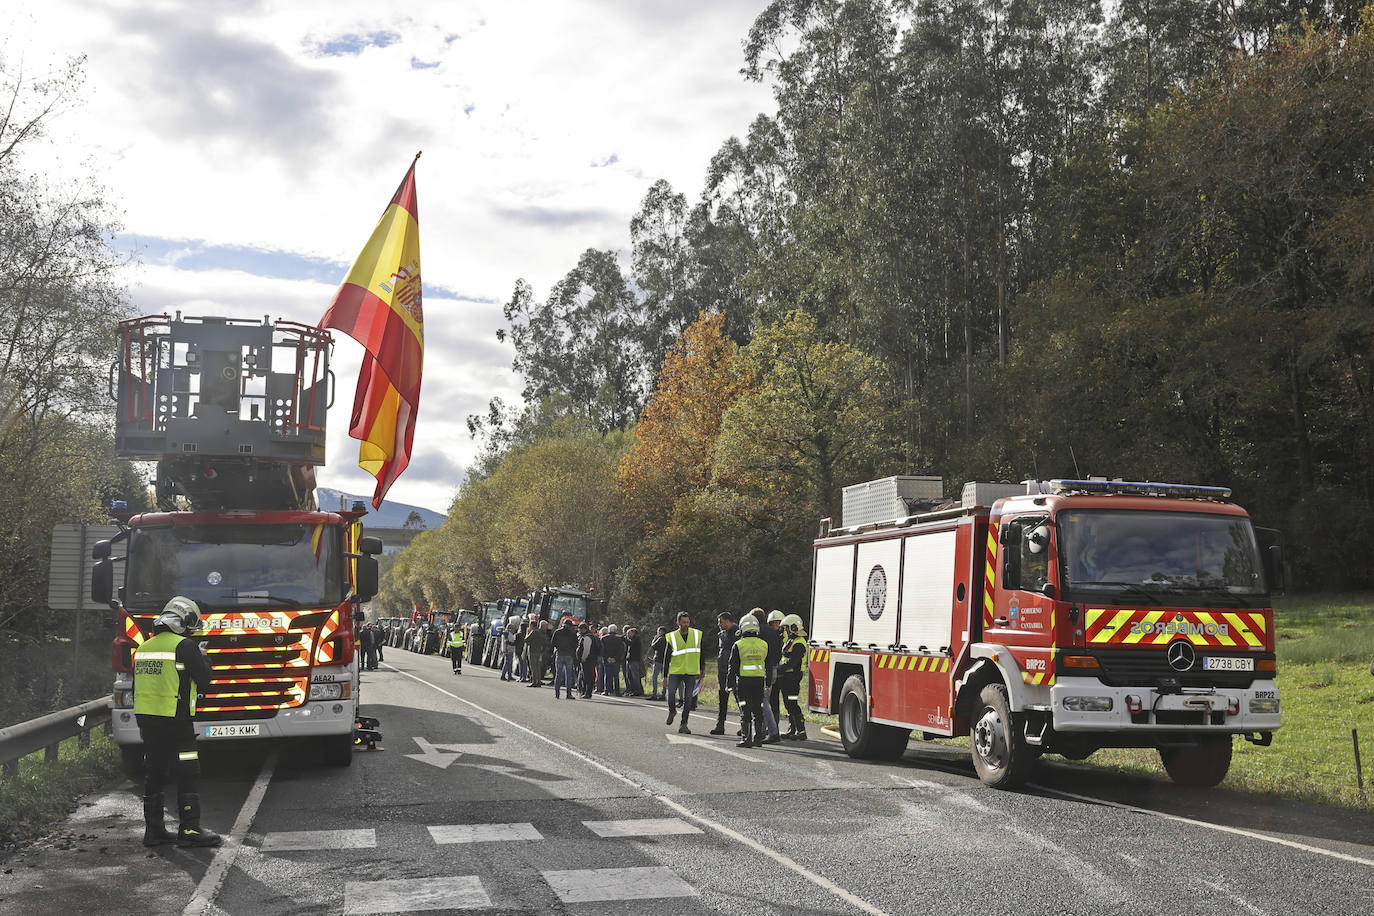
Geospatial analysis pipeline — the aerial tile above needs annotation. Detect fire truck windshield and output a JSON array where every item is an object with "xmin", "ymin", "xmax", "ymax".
[
  {"xmin": 125, "ymin": 523, "xmax": 344, "ymax": 612},
  {"xmin": 1057, "ymin": 510, "xmax": 1266, "ymax": 605}
]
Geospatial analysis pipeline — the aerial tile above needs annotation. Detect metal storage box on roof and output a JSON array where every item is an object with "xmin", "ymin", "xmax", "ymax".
[
  {"xmin": 960, "ymin": 481, "xmax": 1032, "ymax": 507},
  {"xmin": 842, "ymin": 476, "xmax": 944, "ymax": 527}
]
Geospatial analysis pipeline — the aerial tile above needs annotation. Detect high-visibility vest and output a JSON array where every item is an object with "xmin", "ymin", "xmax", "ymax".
[
  {"xmin": 780, "ymin": 636, "xmax": 807, "ymax": 674},
  {"xmin": 449, "ymin": 629, "xmax": 466, "ymax": 649},
  {"xmin": 735, "ymin": 635, "xmax": 768, "ymax": 679},
  {"xmin": 666, "ymin": 628, "xmax": 702, "ymax": 676},
  {"xmin": 133, "ymin": 631, "xmax": 188, "ymax": 718}
]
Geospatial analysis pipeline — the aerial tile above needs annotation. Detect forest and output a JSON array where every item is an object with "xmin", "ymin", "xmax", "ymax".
[{"xmin": 338, "ymin": 3, "xmax": 1374, "ymax": 623}]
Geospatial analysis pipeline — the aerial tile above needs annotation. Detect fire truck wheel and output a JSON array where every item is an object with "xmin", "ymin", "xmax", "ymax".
[
  {"xmin": 970, "ymin": 683, "xmax": 1035, "ymax": 789},
  {"xmin": 120, "ymin": 745, "xmax": 145, "ymax": 779},
  {"xmin": 837, "ymin": 675, "xmax": 910, "ymax": 760},
  {"xmin": 1159, "ymin": 736, "xmax": 1232, "ymax": 787},
  {"xmin": 323, "ymin": 734, "xmax": 354, "ymax": 768}
]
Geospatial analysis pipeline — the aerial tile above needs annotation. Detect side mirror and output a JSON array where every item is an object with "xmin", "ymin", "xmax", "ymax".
[
  {"xmin": 92, "ymin": 539, "xmax": 112, "ymax": 561},
  {"xmin": 359, "ymin": 536, "xmax": 383, "ymax": 556},
  {"xmin": 1266, "ymin": 544, "xmax": 1285, "ymax": 594},
  {"xmin": 1026, "ymin": 523, "xmax": 1050, "ymax": 555},
  {"xmin": 355, "ymin": 555, "xmax": 379, "ymax": 602},
  {"xmin": 91, "ymin": 558, "xmax": 113, "ymax": 606}
]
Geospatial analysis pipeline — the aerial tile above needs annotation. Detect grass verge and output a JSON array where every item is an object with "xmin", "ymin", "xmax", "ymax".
[{"xmin": 0, "ymin": 727, "xmax": 121, "ymax": 849}]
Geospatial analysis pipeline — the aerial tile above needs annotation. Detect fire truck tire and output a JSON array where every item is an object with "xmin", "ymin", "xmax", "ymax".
[
  {"xmin": 837, "ymin": 675, "xmax": 910, "ymax": 760},
  {"xmin": 323, "ymin": 734, "xmax": 354, "ymax": 767},
  {"xmin": 1159, "ymin": 736, "xmax": 1232, "ymax": 787},
  {"xmin": 120, "ymin": 745, "xmax": 145, "ymax": 779},
  {"xmin": 970, "ymin": 683, "xmax": 1035, "ymax": 789}
]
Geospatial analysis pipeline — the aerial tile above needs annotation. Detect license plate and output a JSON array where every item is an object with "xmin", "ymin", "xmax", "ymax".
[
  {"xmin": 203, "ymin": 724, "xmax": 260, "ymax": 738},
  {"xmin": 1202, "ymin": 656, "xmax": 1254, "ymax": 671}
]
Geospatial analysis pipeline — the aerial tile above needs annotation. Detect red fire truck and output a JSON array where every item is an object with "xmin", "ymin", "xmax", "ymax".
[
  {"xmin": 807, "ymin": 478, "xmax": 1283, "ymax": 789},
  {"xmin": 91, "ymin": 314, "xmax": 382, "ymax": 774}
]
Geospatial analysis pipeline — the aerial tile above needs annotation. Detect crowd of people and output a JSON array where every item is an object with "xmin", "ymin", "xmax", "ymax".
[{"xmin": 492, "ymin": 607, "xmax": 811, "ymax": 749}]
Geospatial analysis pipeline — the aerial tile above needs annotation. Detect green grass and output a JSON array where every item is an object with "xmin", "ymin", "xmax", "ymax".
[{"xmin": 0, "ymin": 727, "xmax": 122, "ymax": 847}]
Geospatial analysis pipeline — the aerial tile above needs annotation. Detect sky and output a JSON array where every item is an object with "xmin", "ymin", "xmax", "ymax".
[{"xmin": 3, "ymin": 0, "xmax": 775, "ymax": 515}]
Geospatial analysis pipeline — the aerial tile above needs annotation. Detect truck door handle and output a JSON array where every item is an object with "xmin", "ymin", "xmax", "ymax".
[{"xmin": 993, "ymin": 617, "xmax": 1009, "ymax": 627}]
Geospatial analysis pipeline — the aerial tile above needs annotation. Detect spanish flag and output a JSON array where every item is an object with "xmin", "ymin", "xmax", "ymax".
[{"xmin": 320, "ymin": 155, "xmax": 424, "ymax": 508}]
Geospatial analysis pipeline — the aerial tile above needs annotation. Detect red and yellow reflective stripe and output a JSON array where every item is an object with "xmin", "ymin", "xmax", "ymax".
[
  {"xmin": 1084, "ymin": 609, "xmax": 1267, "ymax": 647},
  {"xmin": 874, "ymin": 654, "xmax": 953, "ymax": 673},
  {"xmin": 984, "ymin": 523, "xmax": 999, "ymax": 628}
]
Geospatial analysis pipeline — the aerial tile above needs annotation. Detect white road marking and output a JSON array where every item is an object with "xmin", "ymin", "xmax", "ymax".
[
  {"xmin": 428, "ymin": 822, "xmax": 541, "ymax": 844},
  {"xmin": 583, "ymin": 817, "xmax": 703, "ymax": 838},
  {"xmin": 344, "ymin": 876, "xmax": 490, "ymax": 913},
  {"xmin": 542, "ymin": 866, "xmax": 697, "ymax": 903},
  {"xmin": 260, "ymin": 828, "xmax": 376, "ymax": 851},
  {"xmin": 405, "ymin": 736, "xmax": 463, "ymax": 769},
  {"xmin": 665, "ymin": 731, "xmax": 761, "ymax": 761},
  {"xmin": 390, "ymin": 666, "xmax": 892, "ymax": 916},
  {"xmin": 1199, "ymin": 877, "xmax": 1269, "ymax": 916},
  {"xmin": 1033, "ymin": 783, "xmax": 1374, "ymax": 869},
  {"xmin": 887, "ymin": 773, "xmax": 945, "ymax": 791},
  {"xmin": 182, "ymin": 747, "xmax": 278, "ymax": 916}
]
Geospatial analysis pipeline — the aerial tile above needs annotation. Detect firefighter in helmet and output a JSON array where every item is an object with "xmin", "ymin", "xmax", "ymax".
[
  {"xmin": 133, "ymin": 596, "xmax": 222, "ymax": 848},
  {"xmin": 765, "ymin": 609, "xmax": 787, "ymax": 730},
  {"xmin": 728, "ymin": 615, "xmax": 771, "ymax": 748},
  {"xmin": 778, "ymin": 613, "xmax": 809, "ymax": 741}
]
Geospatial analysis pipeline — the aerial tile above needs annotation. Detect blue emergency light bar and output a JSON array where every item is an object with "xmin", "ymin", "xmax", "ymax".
[{"xmin": 1049, "ymin": 479, "xmax": 1232, "ymax": 500}]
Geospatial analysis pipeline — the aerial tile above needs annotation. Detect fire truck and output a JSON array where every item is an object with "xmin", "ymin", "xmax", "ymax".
[
  {"xmin": 91, "ymin": 314, "xmax": 382, "ymax": 775},
  {"xmin": 807, "ymin": 477, "xmax": 1283, "ymax": 789}
]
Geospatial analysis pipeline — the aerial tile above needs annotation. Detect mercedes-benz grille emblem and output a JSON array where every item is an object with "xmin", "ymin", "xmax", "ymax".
[{"xmin": 1167, "ymin": 640, "xmax": 1196, "ymax": 672}]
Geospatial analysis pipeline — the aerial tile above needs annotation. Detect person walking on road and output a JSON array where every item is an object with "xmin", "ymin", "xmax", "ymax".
[
  {"xmin": 514, "ymin": 621, "xmax": 529, "ymax": 682},
  {"xmin": 728, "ymin": 615, "xmax": 771, "ymax": 748},
  {"xmin": 500, "ymin": 617, "xmax": 518, "ymax": 681},
  {"xmin": 664, "ymin": 612, "xmax": 703, "ymax": 734},
  {"xmin": 710, "ymin": 612, "xmax": 739, "ymax": 736},
  {"xmin": 778, "ymin": 614, "xmax": 809, "ymax": 740},
  {"xmin": 447, "ymin": 624, "xmax": 466, "ymax": 674},
  {"xmin": 649, "ymin": 626, "xmax": 667, "ymax": 700},
  {"xmin": 133, "ymin": 596, "xmax": 222, "ymax": 848},
  {"xmin": 551, "ymin": 617, "xmax": 579, "ymax": 699}
]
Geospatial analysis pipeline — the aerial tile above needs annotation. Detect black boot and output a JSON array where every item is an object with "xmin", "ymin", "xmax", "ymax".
[
  {"xmin": 142, "ymin": 794, "xmax": 175, "ymax": 847},
  {"xmin": 177, "ymin": 793, "xmax": 223, "ymax": 848}
]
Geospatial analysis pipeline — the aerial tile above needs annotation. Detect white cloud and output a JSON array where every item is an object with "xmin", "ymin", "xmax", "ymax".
[{"xmin": 3, "ymin": 0, "xmax": 775, "ymax": 512}]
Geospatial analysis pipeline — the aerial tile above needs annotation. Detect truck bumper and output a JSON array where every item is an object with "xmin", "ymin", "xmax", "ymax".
[
  {"xmin": 110, "ymin": 699, "xmax": 357, "ymax": 746},
  {"xmin": 1049, "ymin": 676, "xmax": 1280, "ymax": 733}
]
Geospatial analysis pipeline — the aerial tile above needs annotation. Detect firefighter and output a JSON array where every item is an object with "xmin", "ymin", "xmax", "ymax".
[
  {"xmin": 133, "ymin": 596, "xmax": 221, "ymax": 848},
  {"xmin": 448, "ymin": 624, "xmax": 466, "ymax": 674},
  {"xmin": 764, "ymin": 609, "xmax": 786, "ymax": 737},
  {"xmin": 778, "ymin": 613, "xmax": 809, "ymax": 741},
  {"xmin": 729, "ymin": 615, "xmax": 770, "ymax": 748}
]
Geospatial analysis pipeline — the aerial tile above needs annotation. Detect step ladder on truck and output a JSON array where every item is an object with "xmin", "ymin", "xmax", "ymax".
[
  {"xmin": 91, "ymin": 313, "xmax": 384, "ymax": 774},
  {"xmin": 807, "ymin": 475, "xmax": 1284, "ymax": 789}
]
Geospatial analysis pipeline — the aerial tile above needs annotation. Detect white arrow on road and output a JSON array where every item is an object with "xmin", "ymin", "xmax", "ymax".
[
  {"xmin": 665, "ymin": 732, "xmax": 761, "ymax": 762},
  {"xmin": 405, "ymin": 736, "xmax": 465, "ymax": 769}
]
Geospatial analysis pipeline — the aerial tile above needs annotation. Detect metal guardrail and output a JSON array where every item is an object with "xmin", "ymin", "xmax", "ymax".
[{"xmin": 0, "ymin": 696, "xmax": 112, "ymax": 777}]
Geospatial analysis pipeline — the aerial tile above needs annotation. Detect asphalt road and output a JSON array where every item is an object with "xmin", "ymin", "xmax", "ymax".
[{"xmin": 3, "ymin": 648, "xmax": 1373, "ymax": 915}]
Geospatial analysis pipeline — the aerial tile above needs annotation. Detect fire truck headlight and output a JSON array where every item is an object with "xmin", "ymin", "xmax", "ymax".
[
  {"xmin": 1063, "ymin": 696, "xmax": 1113, "ymax": 712},
  {"xmin": 309, "ymin": 683, "xmax": 344, "ymax": 701},
  {"xmin": 1249, "ymin": 697, "xmax": 1280, "ymax": 714}
]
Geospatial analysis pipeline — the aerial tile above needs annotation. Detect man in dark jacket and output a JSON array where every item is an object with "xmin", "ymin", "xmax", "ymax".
[
  {"xmin": 525, "ymin": 620, "xmax": 551, "ymax": 687},
  {"xmin": 751, "ymin": 607, "xmax": 782, "ymax": 743},
  {"xmin": 577, "ymin": 623, "xmax": 600, "ymax": 698},
  {"xmin": 710, "ymin": 612, "xmax": 740, "ymax": 735},
  {"xmin": 550, "ymin": 618, "xmax": 579, "ymax": 699},
  {"xmin": 600, "ymin": 625, "xmax": 626, "ymax": 696},
  {"xmin": 624, "ymin": 627, "xmax": 644, "ymax": 696}
]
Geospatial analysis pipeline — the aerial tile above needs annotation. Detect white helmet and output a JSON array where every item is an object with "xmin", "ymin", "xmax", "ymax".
[{"xmin": 156, "ymin": 596, "xmax": 202, "ymax": 635}]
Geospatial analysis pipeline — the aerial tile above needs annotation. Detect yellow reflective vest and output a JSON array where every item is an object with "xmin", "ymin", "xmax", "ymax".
[
  {"xmin": 734, "ymin": 635, "xmax": 768, "ymax": 680},
  {"xmin": 665, "ymin": 627, "xmax": 702, "ymax": 676},
  {"xmin": 448, "ymin": 628, "xmax": 466, "ymax": 650},
  {"xmin": 133, "ymin": 631, "xmax": 188, "ymax": 718}
]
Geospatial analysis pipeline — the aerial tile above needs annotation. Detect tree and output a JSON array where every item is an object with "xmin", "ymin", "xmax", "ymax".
[{"xmin": 499, "ymin": 250, "xmax": 645, "ymax": 434}]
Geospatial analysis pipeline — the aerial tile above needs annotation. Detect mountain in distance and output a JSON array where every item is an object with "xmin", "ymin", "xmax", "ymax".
[{"xmin": 316, "ymin": 487, "xmax": 447, "ymax": 530}]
